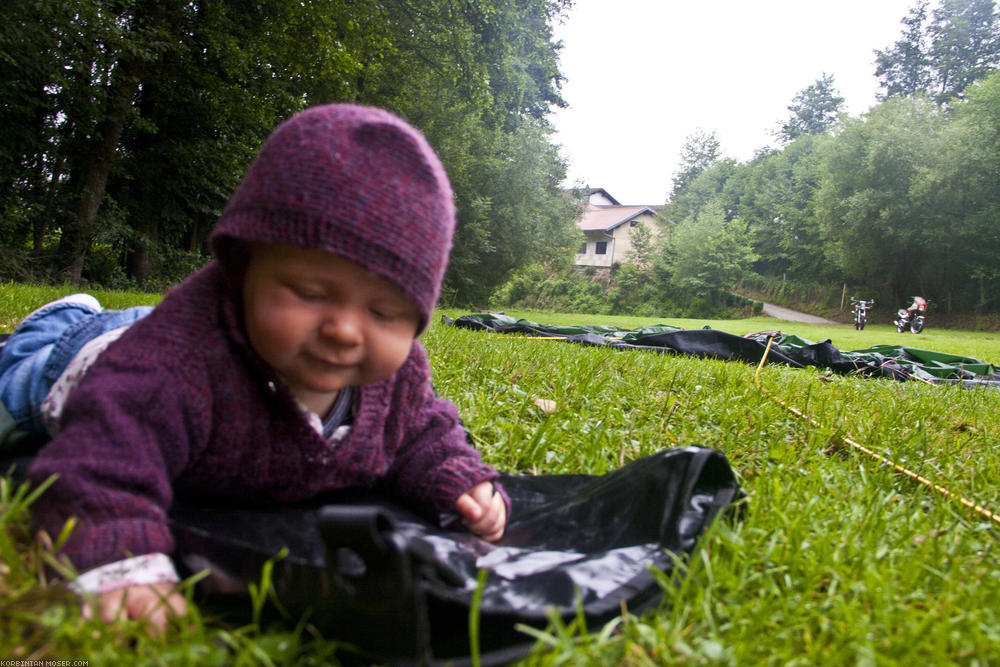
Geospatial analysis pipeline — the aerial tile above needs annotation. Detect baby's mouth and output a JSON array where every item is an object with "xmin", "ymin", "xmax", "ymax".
[{"xmin": 306, "ymin": 351, "xmax": 356, "ymax": 370}]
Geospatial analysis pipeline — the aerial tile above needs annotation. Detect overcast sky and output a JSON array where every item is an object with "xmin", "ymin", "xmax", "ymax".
[{"xmin": 549, "ymin": 0, "xmax": 919, "ymax": 205}]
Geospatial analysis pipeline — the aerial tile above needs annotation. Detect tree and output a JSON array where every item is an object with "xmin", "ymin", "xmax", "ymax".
[
  {"xmin": 776, "ymin": 74, "xmax": 845, "ymax": 144},
  {"xmin": 875, "ymin": 1, "xmax": 933, "ymax": 98},
  {"xmin": 669, "ymin": 129, "xmax": 722, "ymax": 200},
  {"xmin": 928, "ymin": 0, "xmax": 1000, "ymax": 102},
  {"xmin": 876, "ymin": 0, "xmax": 1000, "ymax": 104},
  {"xmin": 44, "ymin": 1, "xmax": 182, "ymax": 282},
  {"xmin": 1, "ymin": 0, "xmax": 577, "ymax": 301},
  {"xmin": 732, "ymin": 134, "xmax": 832, "ymax": 282},
  {"xmin": 444, "ymin": 119, "xmax": 580, "ymax": 305},
  {"xmin": 933, "ymin": 69, "xmax": 1000, "ymax": 309},
  {"xmin": 348, "ymin": 0, "xmax": 576, "ymax": 305},
  {"xmin": 0, "ymin": 0, "xmax": 146, "ymax": 278},
  {"xmin": 0, "ymin": 0, "xmax": 361, "ymax": 283},
  {"xmin": 815, "ymin": 97, "xmax": 942, "ymax": 299},
  {"xmin": 663, "ymin": 158, "xmax": 739, "ymax": 227},
  {"xmin": 666, "ymin": 200, "xmax": 757, "ymax": 306},
  {"xmin": 626, "ymin": 221, "xmax": 655, "ymax": 270},
  {"xmin": 0, "ymin": 0, "xmax": 76, "ymax": 269},
  {"xmin": 110, "ymin": 0, "xmax": 355, "ymax": 284}
]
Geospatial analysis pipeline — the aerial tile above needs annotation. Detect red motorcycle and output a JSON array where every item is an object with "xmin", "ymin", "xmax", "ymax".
[{"xmin": 894, "ymin": 296, "xmax": 928, "ymax": 334}]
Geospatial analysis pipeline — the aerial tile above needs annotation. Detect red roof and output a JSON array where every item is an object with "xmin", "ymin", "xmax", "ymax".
[{"xmin": 577, "ymin": 205, "xmax": 657, "ymax": 232}]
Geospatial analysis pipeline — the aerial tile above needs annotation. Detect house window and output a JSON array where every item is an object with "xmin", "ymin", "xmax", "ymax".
[
  {"xmin": 595, "ymin": 241, "xmax": 608, "ymax": 255},
  {"xmin": 578, "ymin": 243, "xmax": 587, "ymax": 254},
  {"xmin": 630, "ymin": 220, "xmax": 638, "ymax": 227}
]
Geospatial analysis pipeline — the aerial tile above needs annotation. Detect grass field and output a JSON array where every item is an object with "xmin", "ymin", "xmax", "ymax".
[{"xmin": 2, "ymin": 286, "xmax": 999, "ymax": 665}]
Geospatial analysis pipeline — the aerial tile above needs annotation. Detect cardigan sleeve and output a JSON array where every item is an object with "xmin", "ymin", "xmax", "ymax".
[
  {"xmin": 381, "ymin": 343, "xmax": 507, "ymax": 517},
  {"xmin": 27, "ymin": 354, "xmax": 209, "ymax": 573}
]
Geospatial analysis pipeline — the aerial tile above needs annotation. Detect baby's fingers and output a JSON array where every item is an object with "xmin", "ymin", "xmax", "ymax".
[
  {"xmin": 137, "ymin": 591, "xmax": 187, "ymax": 634},
  {"xmin": 454, "ymin": 492, "xmax": 484, "ymax": 523},
  {"xmin": 83, "ymin": 584, "xmax": 186, "ymax": 634},
  {"xmin": 466, "ymin": 493, "xmax": 506, "ymax": 542}
]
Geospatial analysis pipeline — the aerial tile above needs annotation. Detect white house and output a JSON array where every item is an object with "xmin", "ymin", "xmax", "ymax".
[{"xmin": 574, "ymin": 188, "xmax": 661, "ymax": 268}]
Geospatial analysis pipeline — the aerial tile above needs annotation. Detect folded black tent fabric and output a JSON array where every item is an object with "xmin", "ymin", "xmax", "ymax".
[
  {"xmin": 0, "ymin": 407, "xmax": 743, "ymax": 666},
  {"xmin": 447, "ymin": 313, "xmax": 1000, "ymax": 388},
  {"xmin": 170, "ymin": 446, "xmax": 743, "ymax": 666}
]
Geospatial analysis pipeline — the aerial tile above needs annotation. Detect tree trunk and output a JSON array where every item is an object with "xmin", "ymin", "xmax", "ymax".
[
  {"xmin": 125, "ymin": 210, "xmax": 158, "ymax": 284},
  {"xmin": 59, "ymin": 57, "xmax": 144, "ymax": 283},
  {"xmin": 125, "ymin": 238, "xmax": 151, "ymax": 284}
]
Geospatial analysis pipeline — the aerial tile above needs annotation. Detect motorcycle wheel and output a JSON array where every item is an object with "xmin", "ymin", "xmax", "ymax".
[
  {"xmin": 911, "ymin": 316, "xmax": 924, "ymax": 334},
  {"xmin": 858, "ymin": 315, "xmax": 866, "ymax": 330}
]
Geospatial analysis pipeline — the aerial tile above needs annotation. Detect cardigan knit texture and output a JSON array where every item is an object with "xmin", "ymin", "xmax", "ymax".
[{"xmin": 27, "ymin": 262, "xmax": 501, "ymax": 572}]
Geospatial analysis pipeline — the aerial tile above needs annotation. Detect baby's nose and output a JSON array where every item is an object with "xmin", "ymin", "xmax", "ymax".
[{"xmin": 320, "ymin": 309, "xmax": 363, "ymax": 344}]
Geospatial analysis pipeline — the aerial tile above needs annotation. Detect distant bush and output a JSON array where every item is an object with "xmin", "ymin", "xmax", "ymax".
[{"xmin": 491, "ymin": 262, "xmax": 757, "ymax": 319}]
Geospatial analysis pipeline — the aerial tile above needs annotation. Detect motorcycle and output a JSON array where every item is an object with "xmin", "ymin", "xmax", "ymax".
[
  {"xmin": 894, "ymin": 297, "xmax": 928, "ymax": 334},
  {"xmin": 850, "ymin": 298, "xmax": 873, "ymax": 330}
]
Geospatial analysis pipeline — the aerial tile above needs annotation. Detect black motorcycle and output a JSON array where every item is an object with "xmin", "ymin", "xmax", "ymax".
[
  {"xmin": 850, "ymin": 298, "xmax": 873, "ymax": 331},
  {"xmin": 894, "ymin": 297, "xmax": 928, "ymax": 334}
]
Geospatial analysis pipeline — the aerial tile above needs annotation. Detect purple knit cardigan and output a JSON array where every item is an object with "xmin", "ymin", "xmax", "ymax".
[{"xmin": 27, "ymin": 261, "xmax": 501, "ymax": 572}]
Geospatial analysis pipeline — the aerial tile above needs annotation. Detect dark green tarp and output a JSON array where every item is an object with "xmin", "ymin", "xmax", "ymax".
[{"xmin": 447, "ymin": 313, "xmax": 1000, "ymax": 388}]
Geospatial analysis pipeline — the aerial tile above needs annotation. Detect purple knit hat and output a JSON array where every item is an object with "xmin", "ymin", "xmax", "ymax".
[{"xmin": 210, "ymin": 103, "xmax": 456, "ymax": 332}]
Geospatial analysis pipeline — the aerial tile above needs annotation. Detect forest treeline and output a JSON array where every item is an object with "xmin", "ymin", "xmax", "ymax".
[
  {"xmin": 3, "ymin": 0, "xmax": 1000, "ymax": 318},
  {"xmin": 0, "ymin": 0, "xmax": 581, "ymax": 305}
]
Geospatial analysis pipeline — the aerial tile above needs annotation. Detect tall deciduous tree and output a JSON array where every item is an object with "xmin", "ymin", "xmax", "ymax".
[
  {"xmin": 875, "ymin": 1, "xmax": 933, "ymax": 98},
  {"xmin": 936, "ymin": 69, "xmax": 1000, "ymax": 309},
  {"xmin": 733, "ymin": 134, "xmax": 832, "ymax": 282},
  {"xmin": 816, "ymin": 97, "xmax": 942, "ymax": 299},
  {"xmin": 928, "ymin": 0, "xmax": 1000, "ymax": 102},
  {"xmin": 666, "ymin": 200, "xmax": 757, "ymax": 306},
  {"xmin": 48, "ymin": 1, "xmax": 174, "ymax": 281},
  {"xmin": 0, "ymin": 0, "xmax": 77, "ymax": 265},
  {"xmin": 776, "ymin": 74, "xmax": 845, "ymax": 144},
  {"xmin": 663, "ymin": 158, "xmax": 739, "ymax": 227},
  {"xmin": 876, "ymin": 0, "xmax": 1000, "ymax": 104},
  {"xmin": 669, "ymin": 129, "xmax": 722, "ymax": 201},
  {"xmin": 111, "ymin": 0, "xmax": 357, "ymax": 284},
  {"xmin": 344, "ymin": 0, "xmax": 575, "ymax": 304},
  {"xmin": 444, "ymin": 119, "xmax": 580, "ymax": 305}
]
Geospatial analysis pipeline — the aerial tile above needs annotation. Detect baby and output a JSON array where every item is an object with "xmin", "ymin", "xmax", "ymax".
[{"xmin": 0, "ymin": 104, "xmax": 507, "ymax": 630}]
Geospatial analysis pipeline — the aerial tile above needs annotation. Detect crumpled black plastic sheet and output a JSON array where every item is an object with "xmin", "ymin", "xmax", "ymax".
[
  {"xmin": 170, "ymin": 446, "xmax": 744, "ymax": 666},
  {"xmin": 447, "ymin": 314, "xmax": 1000, "ymax": 388}
]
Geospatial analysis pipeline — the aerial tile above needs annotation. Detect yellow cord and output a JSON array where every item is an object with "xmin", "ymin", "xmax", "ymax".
[
  {"xmin": 513, "ymin": 328, "xmax": 998, "ymax": 526},
  {"xmin": 753, "ymin": 335, "xmax": 1000, "ymax": 527},
  {"xmin": 753, "ymin": 335, "xmax": 774, "ymax": 385}
]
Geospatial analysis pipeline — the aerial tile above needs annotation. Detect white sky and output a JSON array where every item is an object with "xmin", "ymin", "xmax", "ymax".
[{"xmin": 550, "ymin": 0, "xmax": 918, "ymax": 205}]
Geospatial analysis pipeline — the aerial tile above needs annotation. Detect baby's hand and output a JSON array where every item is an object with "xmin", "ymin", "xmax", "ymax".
[
  {"xmin": 82, "ymin": 582, "xmax": 186, "ymax": 633},
  {"xmin": 454, "ymin": 481, "xmax": 506, "ymax": 541}
]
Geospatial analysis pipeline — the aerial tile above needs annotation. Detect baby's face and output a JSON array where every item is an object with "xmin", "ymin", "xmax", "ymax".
[{"xmin": 242, "ymin": 243, "xmax": 420, "ymax": 415}]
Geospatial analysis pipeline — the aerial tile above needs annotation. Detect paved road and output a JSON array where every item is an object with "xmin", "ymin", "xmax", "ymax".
[{"xmin": 760, "ymin": 302, "xmax": 839, "ymax": 325}]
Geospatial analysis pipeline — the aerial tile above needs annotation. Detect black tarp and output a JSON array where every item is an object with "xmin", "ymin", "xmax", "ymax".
[
  {"xmin": 170, "ymin": 446, "xmax": 743, "ymax": 665},
  {"xmin": 447, "ymin": 313, "xmax": 1000, "ymax": 388}
]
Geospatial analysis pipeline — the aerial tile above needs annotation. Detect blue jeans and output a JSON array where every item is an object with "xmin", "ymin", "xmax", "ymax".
[{"xmin": 0, "ymin": 296, "xmax": 152, "ymax": 433}]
